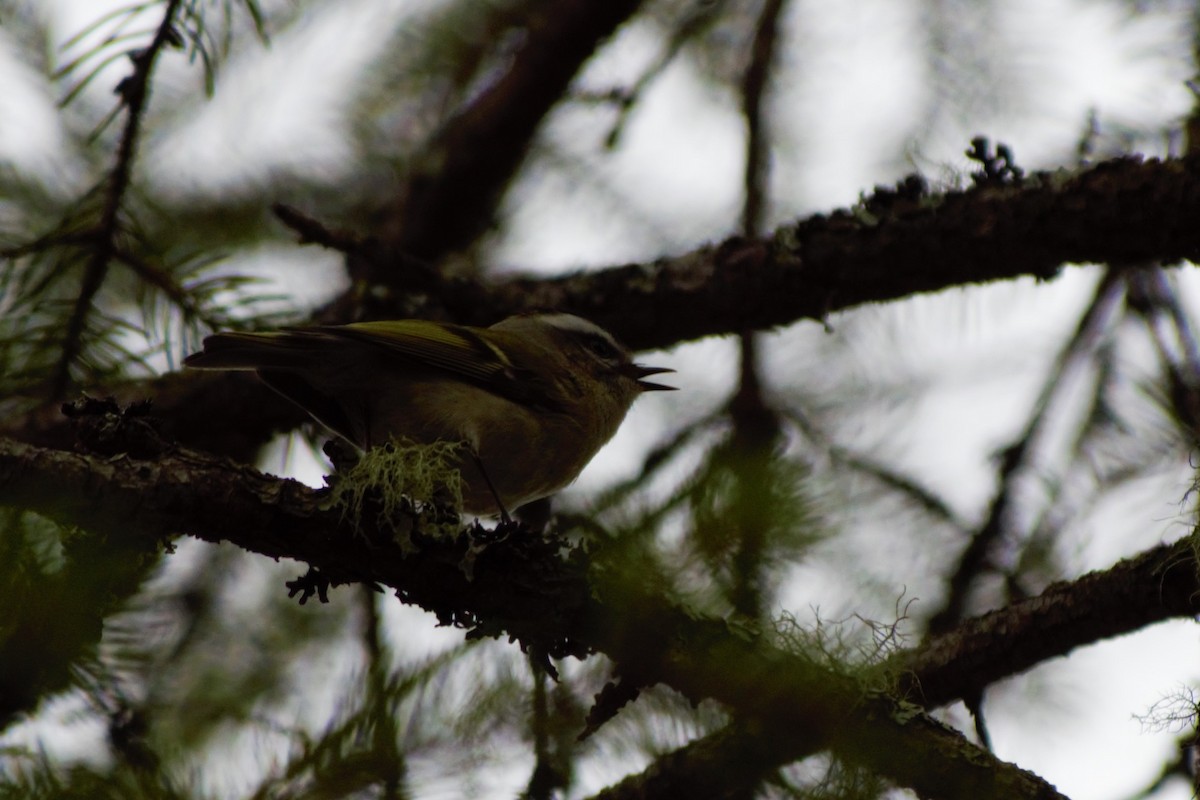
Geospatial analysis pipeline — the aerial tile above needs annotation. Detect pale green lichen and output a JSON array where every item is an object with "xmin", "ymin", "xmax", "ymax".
[{"xmin": 330, "ymin": 439, "xmax": 466, "ymax": 550}]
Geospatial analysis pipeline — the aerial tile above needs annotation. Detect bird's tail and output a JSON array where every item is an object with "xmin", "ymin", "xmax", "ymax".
[{"xmin": 183, "ymin": 330, "xmax": 335, "ymax": 370}]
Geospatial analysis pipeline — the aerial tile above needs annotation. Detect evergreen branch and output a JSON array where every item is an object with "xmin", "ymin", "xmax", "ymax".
[
  {"xmin": 484, "ymin": 155, "xmax": 1200, "ymax": 352},
  {"xmin": 360, "ymin": 589, "xmax": 405, "ymax": 800},
  {"xmin": 593, "ymin": 537, "xmax": 1200, "ymax": 800},
  {"xmin": 57, "ymin": 33, "xmax": 158, "ymax": 107},
  {"xmin": 1152, "ymin": 270, "xmax": 1200, "ymax": 379},
  {"xmin": 246, "ymin": 640, "xmax": 474, "ymax": 799},
  {"xmin": 52, "ymin": 0, "xmax": 185, "ymax": 398},
  {"xmin": 589, "ymin": 411, "xmax": 720, "ymax": 513},
  {"xmin": 829, "ymin": 445, "xmax": 967, "ymax": 530},
  {"xmin": 0, "ymin": 230, "xmax": 95, "ymax": 261},
  {"xmin": 112, "ymin": 246, "xmax": 222, "ymax": 330},
  {"xmin": 10, "ymin": 433, "xmax": 1200, "ymax": 797},
  {"xmin": 9, "ymin": 155, "xmax": 1200, "ymax": 453},
  {"xmin": 239, "ymin": 0, "xmax": 269, "ymax": 42},
  {"xmin": 1127, "ymin": 267, "xmax": 1200, "ymax": 428},
  {"xmin": 0, "ymin": 496, "xmax": 163, "ymax": 729},
  {"xmin": 57, "ymin": 2, "xmax": 158, "ymax": 53}
]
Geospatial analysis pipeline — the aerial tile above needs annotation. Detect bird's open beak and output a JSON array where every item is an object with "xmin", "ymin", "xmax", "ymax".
[{"xmin": 629, "ymin": 364, "xmax": 676, "ymax": 392}]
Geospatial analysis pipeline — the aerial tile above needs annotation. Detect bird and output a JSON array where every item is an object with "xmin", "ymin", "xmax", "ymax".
[{"xmin": 184, "ymin": 311, "xmax": 675, "ymax": 516}]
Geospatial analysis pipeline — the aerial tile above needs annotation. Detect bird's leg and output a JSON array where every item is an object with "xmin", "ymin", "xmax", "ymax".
[{"xmin": 469, "ymin": 451, "xmax": 513, "ymax": 524}]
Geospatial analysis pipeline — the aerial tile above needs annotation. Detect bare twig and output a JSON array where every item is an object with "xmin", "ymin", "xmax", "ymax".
[
  {"xmin": 587, "ymin": 0, "xmax": 726, "ymax": 150},
  {"xmin": 927, "ymin": 266, "xmax": 1127, "ymax": 634},
  {"xmin": 271, "ymin": 203, "xmax": 363, "ymax": 254}
]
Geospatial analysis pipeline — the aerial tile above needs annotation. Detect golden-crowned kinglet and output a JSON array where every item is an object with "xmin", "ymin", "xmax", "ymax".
[{"xmin": 183, "ymin": 312, "xmax": 674, "ymax": 515}]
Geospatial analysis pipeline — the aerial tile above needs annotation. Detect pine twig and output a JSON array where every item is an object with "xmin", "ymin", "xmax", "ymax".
[{"xmin": 52, "ymin": 0, "xmax": 185, "ymax": 397}]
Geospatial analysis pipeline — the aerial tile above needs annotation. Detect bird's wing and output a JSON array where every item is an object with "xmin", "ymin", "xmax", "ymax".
[{"xmin": 323, "ymin": 320, "xmax": 546, "ymax": 405}]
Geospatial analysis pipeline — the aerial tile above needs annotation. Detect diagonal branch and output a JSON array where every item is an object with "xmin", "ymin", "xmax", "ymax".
[
  {"xmin": 588, "ymin": 537, "xmax": 1200, "ymax": 800},
  {"xmin": 926, "ymin": 266, "xmax": 1127, "ymax": 635},
  {"xmin": 380, "ymin": 0, "xmax": 645, "ymax": 263}
]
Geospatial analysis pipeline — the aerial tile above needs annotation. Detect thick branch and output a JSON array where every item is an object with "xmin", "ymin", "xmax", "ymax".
[
  {"xmin": 488, "ymin": 155, "xmax": 1200, "ymax": 351},
  {"xmin": 898, "ymin": 536, "xmax": 1200, "ymax": 705},
  {"xmin": 0, "ymin": 435, "xmax": 1084, "ymax": 799},
  {"xmin": 9, "ymin": 156, "xmax": 1200, "ymax": 456},
  {"xmin": 587, "ymin": 539, "xmax": 1200, "ymax": 799}
]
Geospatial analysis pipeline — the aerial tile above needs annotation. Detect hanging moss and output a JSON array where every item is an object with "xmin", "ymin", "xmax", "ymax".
[{"xmin": 329, "ymin": 439, "xmax": 466, "ymax": 550}]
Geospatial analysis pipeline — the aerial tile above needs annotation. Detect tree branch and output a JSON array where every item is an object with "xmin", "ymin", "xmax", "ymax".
[
  {"xmin": 8, "ymin": 432, "xmax": 1193, "ymax": 797},
  {"xmin": 488, "ymin": 155, "xmax": 1200, "ymax": 351},
  {"xmin": 379, "ymin": 0, "xmax": 645, "ymax": 263},
  {"xmin": 8, "ymin": 155, "xmax": 1200, "ymax": 456},
  {"xmin": 585, "ymin": 537, "xmax": 1200, "ymax": 800},
  {"xmin": 898, "ymin": 536, "xmax": 1200, "ymax": 705},
  {"xmin": 927, "ymin": 266, "xmax": 1127, "ymax": 635}
]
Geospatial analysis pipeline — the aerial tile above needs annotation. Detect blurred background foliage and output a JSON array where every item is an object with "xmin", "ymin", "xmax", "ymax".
[{"xmin": 0, "ymin": 0, "xmax": 1199, "ymax": 798}]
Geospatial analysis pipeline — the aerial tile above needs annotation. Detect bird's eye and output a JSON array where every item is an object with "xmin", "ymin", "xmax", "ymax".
[{"xmin": 582, "ymin": 332, "xmax": 621, "ymax": 361}]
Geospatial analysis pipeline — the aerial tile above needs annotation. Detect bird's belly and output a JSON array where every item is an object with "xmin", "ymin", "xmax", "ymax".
[{"xmin": 363, "ymin": 378, "xmax": 592, "ymax": 515}]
